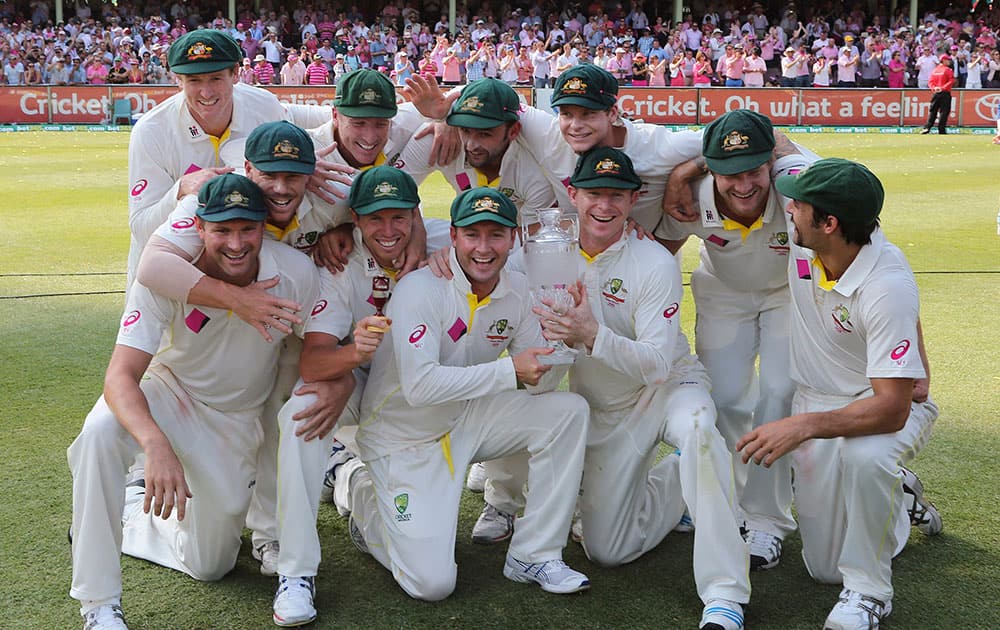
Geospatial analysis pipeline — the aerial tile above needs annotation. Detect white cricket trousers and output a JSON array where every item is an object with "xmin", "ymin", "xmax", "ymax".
[
  {"xmin": 247, "ymin": 335, "xmax": 302, "ymax": 550},
  {"xmin": 692, "ymin": 267, "xmax": 796, "ymax": 539},
  {"xmin": 68, "ymin": 365, "xmax": 262, "ymax": 603},
  {"xmin": 579, "ymin": 359, "xmax": 751, "ymax": 605},
  {"xmin": 790, "ymin": 387, "xmax": 938, "ymax": 601},
  {"xmin": 343, "ymin": 390, "xmax": 589, "ymax": 601}
]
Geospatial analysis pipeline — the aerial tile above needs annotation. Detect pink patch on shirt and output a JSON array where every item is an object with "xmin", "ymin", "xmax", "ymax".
[
  {"xmin": 796, "ymin": 258, "xmax": 812, "ymax": 280},
  {"xmin": 447, "ymin": 318, "xmax": 467, "ymax": 342},
  {"xmin": 707, "ymin": 234, "xmax": 729, "ymax": 247},
  {"xmin": 184, "ymin": 163, "xmax": 202, "ymax": 175},
  {"xmin": 185, "ymin": 308, "xmax": 210, "ymax": 333},
  {"xmin": 455, "ymin": 172, "xmax": 472, "ymax": 190}
]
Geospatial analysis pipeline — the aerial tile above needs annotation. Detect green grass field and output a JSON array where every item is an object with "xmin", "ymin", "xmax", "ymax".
[{"xmin": 1, "ymin": 131, "xmax": 998, "ymax": 629}]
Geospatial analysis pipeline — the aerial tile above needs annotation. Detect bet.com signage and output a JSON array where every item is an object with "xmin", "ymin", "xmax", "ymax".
[{"xmin": 0, "ymin": 84, "xmax": 994, "ymax": 127}]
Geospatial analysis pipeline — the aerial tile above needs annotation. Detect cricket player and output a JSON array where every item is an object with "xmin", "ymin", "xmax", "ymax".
[
  {"xmin": 126, "ymin": 30, "xmax": 331, "ymax": 290},
  {"xmin": 528, "ymin": 147, "xmax": 750, "ymax": 630},
  {"xmin": 331, "ymin": 187, "xmax": 591, "ymax": 600},
  {"xmin": 654, "ymin": 110, "xmax": 814, "ymax": 570},
  {"xmin": 737, "ymin": 159, "xmax": 941, "ymax": 630},
  {"xmin": 67, "ymin": 174, "xmax": 319, "ymax": 630},
  {"xmin": 401, "ymin": 78, "xmax": 557, "ymax": 217}
]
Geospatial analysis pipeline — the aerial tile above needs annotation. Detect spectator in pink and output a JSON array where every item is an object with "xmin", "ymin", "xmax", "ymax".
[
  {"xmin": 887, "ymin": 51, "xmax": 906, "ymax": 88},
  {"xmin": 280, "ymin": 52, "xmax": 306, "ymax": 85},
  {"xmin": 85, "ymin": 55, "xmax": 108, "ymax": 84},
  {"xmin": 238, "ymin": 57, "xmax": 256, "ymax": 85},
  {"xmin": 649, "ymin": 51, "xmax": 668, "ymax": 86},
  {"xmin": 669, "ymin": 51, "xmax": 686, "ymax": 86},
  {"xmin": 692, "ymin": 50, "xmax": 713, "ymax": 86},
  {"xmin": 253, "ymin": 53, "xmax": 275, "ymax": 85},
  {"xmin": 306, "ymin": 54, "xmax": 329, "ymax": 84},
  {"xmin": 743, "ymin": 46, "xmax": 766, "ymax": 87}
]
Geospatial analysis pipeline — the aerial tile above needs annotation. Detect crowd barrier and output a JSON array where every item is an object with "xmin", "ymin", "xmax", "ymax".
[{"xmin": 1, "ymin": 84, "xmax": 997, "ymax": 128}]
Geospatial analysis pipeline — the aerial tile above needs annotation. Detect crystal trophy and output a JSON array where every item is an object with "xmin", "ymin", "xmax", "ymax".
[{"xmin": 521, "ymin": 208, "xmax": 580, "ymax": 365}]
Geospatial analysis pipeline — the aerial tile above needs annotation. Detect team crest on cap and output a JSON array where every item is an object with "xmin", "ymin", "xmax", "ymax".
[
  {"xmin": 561, "ymin": 77, "xmax": 588, "ymax": 94},
  {"xmin": 459, "ymin": 95, "xmax": 484, "ymax": 112},
  {"xmin": 273, "ymin": 139, "xmax": 300, "ymax": 160},
  {"xmin": 473, "ymin": 196, "xmax": 501, "ymax": 213},
  {"xmin": 186, "ymin": 42, "xmax": 213, "ymax": 60},
  {"xmin": 225, "ymin": 190, "xmax": 250, "ymax": 208},
  {"xmin": 722, "ymin": 130, "xmax": 751, "ymax": 152},
  {"xmin": 373, "ymin": 181, "xmax": 398, "ymax": 197},
  {"xmin": 359, "ymin": 87, "xmax": 380, "ymax": 104},
  {"xmin": 594, "ymin": 158, "xmax": 621, "ymax": 175}
]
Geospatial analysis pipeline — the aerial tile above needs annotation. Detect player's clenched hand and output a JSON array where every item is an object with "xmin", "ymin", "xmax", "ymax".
[
  {"xmin": 912, "ymin": 377, "xmax": 930, "ymax": 403},
  {"xmin": 512, "ymin": 347, "xmax": 554, "ymax": 386},
  {"xmin": 231, "ymin": 276, "xmax": 303, "ymax": 342},
  {"xmin": 291, "ymin": 375, "xmax": 355, "ymax": 441},
  {"xmin": 308, "ymin": 142, "xmax": 356, "ymax": 204},
  {"xmin": 143, "ymin": 438, "xmax": 192, "ymax": 521},
  {"xmin": 314, "ymin": 223, "xmax": 355, "ymax": 274},
  {"xmin": 423, "ymin": 122, "xmax": 462, "ymax": 166},
  {"xmin": 663, "ymin": 161, "xmax": 700, "ymax": 222},
  {"xmin": 352, "ymin": 316, "xmax": 390, "ymax": 364},
  {"xmin": 736, "ymin": 415, "xmax": 811, "ymax": 467},
  {"xmin": 533, "ymin": 282, "xmax": 599, "ymax": 352},
  {"xmin": 626, "ymin": 217, "xmax": 652, "ymax": 240},
  {"xmin": 402, "ymin": 73, "xmax": 458, "ymax": 121},
  {"xmin": 422, "ymin": 246, "xmax": 454, "ymax": 279},
  {"xmin": 177, "ymin": 166, "xmax": 235, "ymax": 198}
]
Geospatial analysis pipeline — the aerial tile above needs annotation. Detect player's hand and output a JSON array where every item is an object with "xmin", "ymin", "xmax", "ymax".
[
  {"xmin": 533, "ymin": 282, "xmax": 598, "ymax": 352},
  {"xmin": 177, "ymin": 166, "xmax": 235, "ymax": 198},
  {"xmin": 291, "ymin": 376, "xmax": 355, "ymax": 441},
  {"xmin": 352, "ymin": 316, "xmax": 391, "ymax": 363},
  {"xmin": 421, "ymin": 121, "xmax": 461, "ymax": 166},
  {"xmin": 314, "ymin": 223, "xmax": 355, "ymax": 274},
  {"xmin": 402, "ymin": 73, "xmax": 459, "ymax": 121},
  {"xmin": 143, "ymin": 438, "xmax": 192, "ymax": 521},
  {"xmin": 308, "ymin": 142, "xmax": 356, "ymax": 204},
  {"xmin": 422, "ymin": 245, "xmax": 454, "ymax": 279},
  {"xmin": 736, "ymin": 415, "xmax": 811, "ymax": 467},
  {"xmin": 231, "ymin": 276, "xmax": 303, "ymax": 342},
  {"xmin": 512, "ymin": 347, "xmax": 554, "ymax": 386},
  {"xmin": 912, "ymin": 377, "xmax": 930, "ymax": 403},
  {"xmin": 626, "ymin": 217, "xmax": 652, "ymax": 239},
  {"xmin": 663, "ymin": 162, "xmax": 700, "ymax": 222},
  {"xmin": 395, "ymin": 218, "xmax": 428, "ymax": 279}
]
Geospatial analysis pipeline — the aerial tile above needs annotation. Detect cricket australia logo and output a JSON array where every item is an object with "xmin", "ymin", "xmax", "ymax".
[
  {"xmin": 721, "ymin": 130, "xmax": 750, "ymax": 152},
  {"xmin": 359, "ymin": 87, "xmax": 380, "ymax": 104},
  {"xmin": 485, "ymin": 318, "xmax": 512, "ymax": 346},
  {"xmin": 225, "ymin": 190, "xmax": 250, "ymax": 208},
  {"xmin": 473, "ymin": 196, "xmax": 501, "ymax": 214},
  {"xmin": 594, "ymin": 158, "xmax": 620, "ymax": 175},
  {"xmin": 293, "ymin": 230, "xmax": 319, "ymax": 250},
  {"xmin": 601, "ymin": 277, "xmax": 627, "ymax": 306},
  {"xmin": 373, "ymin": 181, "xmax": 398, "ymax": 197},
  {"xmin": 768, "ymin": 231, "xmax": 790, "ymax": 255},
  {"xmin": 459, "ymin": 95, "xmax": 484, "ymax": 112},
  {"xmin": 394, "ymin": 493, "xmax": 411, "ymax": 521},
  {"xmin": 562, "ymin": 77, "xmax": 587, "ymax": 94},
  {"xmin": 830, "ymin": 304, "xmax": 854, "ymax": 334}
]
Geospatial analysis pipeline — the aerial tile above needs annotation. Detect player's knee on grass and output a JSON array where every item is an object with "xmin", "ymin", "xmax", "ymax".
[{"xmin": 397, "ymin": 563, "xmax": 457, "ymax": 602}]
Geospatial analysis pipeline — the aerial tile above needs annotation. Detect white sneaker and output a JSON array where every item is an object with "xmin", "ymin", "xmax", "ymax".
[
  {"xmin": 253, "ymin": 540, "xmax": 280, "ymax": 577},
  {"xmin": 746, "ymin": 529, "xmax": 782, "ymax": 570},
  {"xmin": 673, "ymin": 510, "xmax": 695, "ymax": 533},
  {"xmin": 502, "ymin": 554, "xmax": 590, "ymax": 594},
  {"xmin": 82, "ymin": 603, "xmax": 128, "ymax": 630},
  {"xmin": 320, "ymin": 439, "xmax": 356, "ymax": 510},
  {"xmin": 699, "ymin": 599, "xmax": 745, "ymax": 630},
  {"xmin": 122, "ymin": 475, "xmax": 146, "ymax": 525},
  {"xmin": 901, "ymin": 466, "xmax": 942, "ymax": 536},
  {"xmin": 471, "ymin": 503, "xmax": 514, "ymax": 544},
  {"xmin": 272, "ymin": 575, "xmax": 316, "ymax": 627},
  {"xmin": 348, "ymin": 514, "xmax": 369, "ymax": 555},
  {"xmin": 466, "ymin": 461, "xmax": 487, "ymax": 493},
  {"xmin": 823, "ymin": 588, "xmax": 892, "ymax": 630}
]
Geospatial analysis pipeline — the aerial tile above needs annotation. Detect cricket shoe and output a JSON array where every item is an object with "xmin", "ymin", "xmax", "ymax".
[
  {"xmin": 348, "ymin": 514, "xmax": 369, "ymax": 555},
  {"xmin": 82, "ymin": 603, "xmax": 128, "ymax": 630},
  {"xmin": 466, "ymin": 461, "xmax": 487, "ymax": 493},
  {"xmin": 320, "ymin": 439, "xmax": 356, "ymax": 512},
  {"xmin": 901, "ymin": 466, "xmax": 942, "ymax": 536},
  {"xmin": 272, "ymin": 575, "xmax": 316, "ymax": 627},
  {"xmin": 823, "ymin": 588, "xmax": 891, "ymax": 630},
  {"xmin": 471, "ymin": 503, "xmax": 514, "ymax": 544},
  {"xmin": 699, "ymin": 599, "xmax": 745, "ymax": 630},
  {"xmin": 253, "ymin": 541, "xmax": 280, "ymax": 577},
  {"xmin": 503, "ymin": 554, "xmax": 590, "ymax": 594},
  {"xmin": 122, "ymin": 473, "xmax": 146, "ymax": 525},
  {"xmin": 746, "ymin": 529, "xmax": 782, "ymax": 570},
  {"xmin": 673, "ymin": 510, "xmax": 695, "ymax": 533}
]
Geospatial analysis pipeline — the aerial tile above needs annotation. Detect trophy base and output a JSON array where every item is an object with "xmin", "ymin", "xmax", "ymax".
[{"xmin": 538, "ymin": 349, "xmax": 577, "ymax": 365}]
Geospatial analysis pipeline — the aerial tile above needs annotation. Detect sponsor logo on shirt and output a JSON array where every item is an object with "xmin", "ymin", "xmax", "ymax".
[
  {"xmin": 707, "ymin": 233, "xmax": 729, "ymax": 247},
  {"xmin": 663, "ymin": 302, "xmax": 679, "ymax": 319},
  {"xmin": 121, "ymin": 310, "xmax": 141, "ymax": 332},
  {"xmin": 830, "ymin": 304, "xmax": 854, "ymax": 333},
  {"xmin": 130, "ymin": 179, "xmax": 148, "ymax": 197},
  {"xmin": 408, "ymin": 323, "xmax": 427, "ymax": 346},
  {"xmin": 171, "ymin": 217, "xmax": 195, "ymax": 230},
  {"xmin": 890, "ymin": 339, "xmax": 911, "ymax": 366},
  {"xmin": 795, "ymin": 258, "xmax": 811, "ymax": 280},
  {"xmin": 311, "ymin": 299, "xmax": 328, "ymax": 317},
  {"xmin": 188, "ymin": 125, "xmax": 200, "ymax": 138}
]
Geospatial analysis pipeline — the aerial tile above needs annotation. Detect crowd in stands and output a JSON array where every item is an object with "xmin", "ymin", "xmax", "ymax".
[{"xmin": 3, "ymin": 1, "xmax": 1000, "ymax": 89}]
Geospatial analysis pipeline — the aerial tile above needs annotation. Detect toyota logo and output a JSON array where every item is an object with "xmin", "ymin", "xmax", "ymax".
[{"xmin": 974, "ymin": 93, "xmax": 1000, "ymax": 122}]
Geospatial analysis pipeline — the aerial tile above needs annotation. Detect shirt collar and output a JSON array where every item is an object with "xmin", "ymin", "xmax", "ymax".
[
  {"xmin": 448, "ymin": 246, "xmax": 511, "ymax": 299},
  {"xmin": 825, "ymin": 227, "xmax": 886, "ymax": 297}
]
